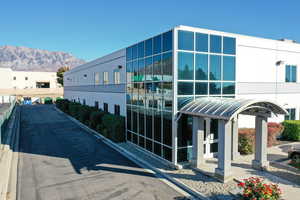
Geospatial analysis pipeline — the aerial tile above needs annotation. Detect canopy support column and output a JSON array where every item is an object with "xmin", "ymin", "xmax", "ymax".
[
  {"xmin": 215, "ymin": 120, "xmax": 232, "ymax": 182},
  {"xmin": 252, "ymin": 116, "xmax": 269, "ymax": 170},
  {"xmin": 231, "ymin": 116, "xmax": 240, "ymax": 161},
  {"xmin": 192, "ymin": 116, "xmax": 204, "ymax": 168}
]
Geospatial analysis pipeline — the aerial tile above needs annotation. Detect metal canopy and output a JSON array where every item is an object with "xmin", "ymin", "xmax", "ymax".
[{"xmin": 179, "ymin": 97, "xmax": 288, "ymax": 121}]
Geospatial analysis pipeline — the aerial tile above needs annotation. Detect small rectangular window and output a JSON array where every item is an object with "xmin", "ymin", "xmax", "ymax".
[
  {"xmin": 223, "ymin": 37, "xmax": 236, "ymax": 55},
  {"xmin": 13, "ymin": 76, "xmax": 16, "ymax": 80},
  {"xmin": 285, "ymin": 108, "xmax": 296, "ymax": 120},
  {"xmin": 114, "ymin": 71, "xmax": 121, "ymax": 84},
  {"xmin": 103, "ymin": 72, "xmax": 109, "ymax": 84},
  {"xmin": 196, "ymin": 33, "xmax": 208, "ymax": 52},
  {"xmin": 286, "ymin": 65, "xmax": 297, "ymax": 82},
  {"xmin": 25, "ymin": 77, "xmax": 28, "ymax": 81},
  {"xmin": 104, "ymin": 103, "xmax": 108, "ymax": 113},
  {"xmin": 114, "ymin": 105, "xmax": 120, "ymax": 116},
  {"xmin": 94, "ymin": 72, "xmax": 100, "ymax": 85},
  {"xmin": 95, "ymin": 101, "xmax": 99, "ymax": 109},
  {"xmin": 153, "ymin": 35, "xmax": 162, "ymax": 54},
  {"xmin": 210, "ymin": 35, "xmax": 222, "ymax": 53}
]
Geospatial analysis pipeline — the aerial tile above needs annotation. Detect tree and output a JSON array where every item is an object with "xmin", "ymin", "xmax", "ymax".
[{"xmin": 57, "ymin": 66, "xmax": 70, "ymax": 86}]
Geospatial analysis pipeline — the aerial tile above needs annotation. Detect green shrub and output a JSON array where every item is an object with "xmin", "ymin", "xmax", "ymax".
[
  {"xmin": 282, "ymin": 120, "xmax": 300, "ymax": 141},
  {"xmin": 89, "ymin": 111, "xmax": 105, "ymax": 129},
  {"xmin": 102, "ymin": 114, "xmax": 125, "ymax": 143},
  {"xmin": 56, "ymin": 99, "xmax": 70, "ymax": 113},
  {"xmin": 238, "ymin": 128, "xmax": 254, "ymax": 155},
  {"xmin": 56, "ymin": 100, "xmax": 125, "ymax": 143}
]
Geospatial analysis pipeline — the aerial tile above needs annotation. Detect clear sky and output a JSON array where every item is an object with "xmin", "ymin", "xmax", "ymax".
[{"xmin": 1, "ymin": 0, "xmax": 299, "ymax": 61}]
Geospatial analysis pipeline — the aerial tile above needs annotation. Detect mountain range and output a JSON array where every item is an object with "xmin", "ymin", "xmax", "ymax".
[{"xmin": 0, "ymin": 45, "xmax": 85, "ymax": 72}]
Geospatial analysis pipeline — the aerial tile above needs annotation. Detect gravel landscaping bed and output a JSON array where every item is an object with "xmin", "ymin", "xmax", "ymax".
[{"xmin": 119, "ymin": 142, "xmax": 238, "ymax": 200}]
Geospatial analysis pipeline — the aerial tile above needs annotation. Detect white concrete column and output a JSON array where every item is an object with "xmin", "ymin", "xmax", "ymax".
[
  {"xmin": 215, "ymin": 119, "xmax": 232, "ymax": 182},
  {"xmin": 252, "ymin": 116, "xmax": 269, "ymax": 170},
  {"xmin": 192, "ymin": 116, "xmax": 204, "ymax": 168},
  {"xmin": 231, "ymin": 117, "xmax": 240, "ymax": 161}
]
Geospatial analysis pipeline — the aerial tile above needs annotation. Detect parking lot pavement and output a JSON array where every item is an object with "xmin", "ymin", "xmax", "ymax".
[{"xmin": 17, "ymin": 105, "xmax": 184, "ymax": 200}]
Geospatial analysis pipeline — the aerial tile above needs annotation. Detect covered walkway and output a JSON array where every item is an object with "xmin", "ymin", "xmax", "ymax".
[{"xmin": 178, "ymin": 97, "xmax": 288, "ymax": 182}]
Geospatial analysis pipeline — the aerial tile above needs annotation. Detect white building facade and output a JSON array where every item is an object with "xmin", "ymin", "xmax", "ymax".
[
  {"xmin": 0, "ymin": 67, "xmax": 59, "ymax": 89},
  {"xmin": 64, "ymin": 25, "xmax": 300, "ymax": 166}
]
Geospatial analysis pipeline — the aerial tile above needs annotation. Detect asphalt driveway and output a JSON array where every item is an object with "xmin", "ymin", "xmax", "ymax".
[{"xmin": 17, "ymin": 105, "xmax": 183, "ymax": 200}]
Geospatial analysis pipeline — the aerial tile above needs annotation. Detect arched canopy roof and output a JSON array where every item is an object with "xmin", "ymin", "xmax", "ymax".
[{"xmin": 179, "ymin": 97, "xmax": 288, "ymax": 121}]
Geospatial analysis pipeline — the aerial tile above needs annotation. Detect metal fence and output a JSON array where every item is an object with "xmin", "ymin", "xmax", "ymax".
[{"xmin": 0, "ymin": 96, "xmax": 17, "ymax": 145}]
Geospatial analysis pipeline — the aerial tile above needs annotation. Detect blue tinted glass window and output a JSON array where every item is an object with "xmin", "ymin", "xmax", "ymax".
[
  {"xmin": 162, "ymin": 82, "xmax": 172, "ymax": 111},
  {"xmin": 178, "ymin": 30, "xmax": 194, "ymax": 51},
  {"xmin": 178, "ymin": 82, "xmax": 194, "ymax": 95},
  {"xmin": 153, "ymin": 55, "xmax": 162, "ymax": 81},
  {"xmin": 132, "ymin": 44, "xmax": 138, "ymax": 60},
  {"xmin": 145, "ymin": 38, "xmax": 153, "ymax": 56},
  {"xmin": 209, "ymin": 82, "xmax": 221, "ymax": 94},
  {"xmin": 138, "ymin": 42, "xmax": 145, "ymax": 58},
  {"xmin": 285, "ymin": 65, "xmax": 290, "ymax": 82},
  {"xmin": 210, "ymin": 35, "xmax": 222, "ymax": 53},
  {"xmin": 138, "ymin": 59, "xmax": 145, "ymax": 81},
  {"xmin": 132, "ymin": 60, "xmax": 138, "ymax": 82},
  {"xmin": 196, "ymin": 33, "xmax": 208, "ymax": 52},
  {"xmin": 162, "ymin": 52, "xmax": 173, "ymax": 81},
  {"xmin": 163, "ymin": 31, "xmax": 173, "ymax": 52},
  {"xmin": 145, "ymin": 57, "xmax": 153, "ymax": 81},
  {"xmin": 126, "ymin": 47, "xmax": 132, "ymax": 61},
  {"xmin": 210, "ymin": 55, "xmax": 221, "ymax": 80},
  {"xmin": 195, "ymin": 82, "xmax": 208, "ymax": 95},
  {"xmin": 178, "ymin": 52, "xmax": 194, "ymax": 80},
  {"xmin": 223, "ymin": 37, "xmax": 236, "ymax": 55},
  {"xmin": 222, "ymin": 82, "xmax": 235, "ymax": 94},
  {"xmin": 291, "ymin": 66, "xmax": 297, "ymax": 82},
  {"xmin": 223, "ymin": 56, "xmax": 235, "ymax": 81},
  {"xmin": 195, "ymin": 54, "xmax": 208, "ymax": 80},
  {"xmin": 153, "ymin": 35, "xmax": 162, "ymax": 54}
]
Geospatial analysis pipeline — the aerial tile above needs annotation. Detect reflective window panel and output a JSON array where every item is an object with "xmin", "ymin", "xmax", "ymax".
[
  {"xmin": 153, "ymin": 35, "xmax": 162, "ymax": 54},
  {"xmin": 195, "ymin": 82, "xmax": 208, "ymax": 95},
  {"xmin": 153, "ymin": 55, "xmax": 162, "ymax": 81},
  {"xmin": 210, "ymin": 35, "xmax": 222, "ymax": 53},
  {"xmin": 162, "ymin": 52, "xmax": 173, "ymax": 81},
  {"xmin": 195, "ymin": 53, "xmax": 208, "ymax": 80},
  {"xmin": 210, "ymin": 55, "xmax": 221, "ymax": 80},
  {"xmin": 223, "ymin": 37, "xmax": 236, "ymax": 55},
  {"xmin": 222, "ymin": 82, "xmax": 235, "ymax": 95},
  {"xmin": 145, "ymin": 38, "xmax": 153, "ymax": 57},
  {"xmin": 178, "ymin": 52, "xmax": 194, "ymax": 80},
  {"xmin": 138, "ymin": 41, "xmax": 145, "ymax": 58},
  {"xmin": 163, "ymin": 111, "xmax": 172, "ymax": 146},
  {"xmin": 178, "ymin": 30, "xmax": 194, "ymax": 51},
  {"xmin": 223, "ymin": 56, "xmax": 236, "ymax": 81},
  {"xmin": 178, "ymin": 82, "xmax": 193, "ymax": 95},
  {"xmin": 163, "ymin": 30, "xmax": 173, "ymax": 52},
  {"xmin": 209, "ymin": 82, "xmax": 221, "ymax": 95},
  {"xmin": 196, "ymin": 33, "xmax": 208, "ymax": 52}
]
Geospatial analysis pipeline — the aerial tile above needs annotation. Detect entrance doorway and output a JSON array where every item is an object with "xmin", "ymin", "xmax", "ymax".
[{"xmin": 204, "ymin": 119, "xmax": 219, "ymax": 158}]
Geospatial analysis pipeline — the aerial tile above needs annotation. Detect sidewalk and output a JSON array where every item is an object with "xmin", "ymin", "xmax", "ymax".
[{"xmin": 119, "ymin": 142, "xmax": 300, "ymax": 200}]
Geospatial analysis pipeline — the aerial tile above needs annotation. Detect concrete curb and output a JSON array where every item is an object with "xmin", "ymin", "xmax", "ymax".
[
  {"xmin": 54, "ymin": 106, "xmax": 209, "ymax": 200},
  {"xmin": 0, "ymin": 106, "xmax": 19, "ymax": 200}
]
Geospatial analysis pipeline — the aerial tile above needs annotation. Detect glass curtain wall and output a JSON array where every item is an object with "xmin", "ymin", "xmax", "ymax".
[
  {"xmin": 176, "ymin": 30, "xmax": 236, "ymax": 162},
  {"xmin": 126, "ymin": 30, "xmax": 173, "ymax": 162}
]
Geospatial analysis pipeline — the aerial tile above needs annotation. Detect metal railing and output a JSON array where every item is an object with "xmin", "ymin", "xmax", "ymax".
[{"xmin": 0, "ymin": 96, "xmax": 17, "ymax": 145}]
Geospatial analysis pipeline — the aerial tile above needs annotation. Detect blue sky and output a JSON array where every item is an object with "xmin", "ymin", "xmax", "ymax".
[{"xmin": 1, "ymin": 0, "xmax": 299, "ymax": 61}]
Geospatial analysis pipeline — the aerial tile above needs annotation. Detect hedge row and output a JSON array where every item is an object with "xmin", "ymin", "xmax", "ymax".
[
  {"xmin": 282, "ymin": 120, "xmax": 300, "ymax": 141},
  {"xmin": 56, "ymin": 99, "xmax": 125, "ymax": 143}
]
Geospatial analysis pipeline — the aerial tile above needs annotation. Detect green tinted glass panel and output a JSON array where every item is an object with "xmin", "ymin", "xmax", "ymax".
[
  {"xmin": 223, "ymin": 56, "xmax": 235, "ymax": 81},
  {"xmin": 178, "ymin": 52, "xmax": 194, "ymax": 80},
  {"xmin": 178, "ymin": 82, "xmax": 193, "ymax": 95},
  {"xmin": 195, "ymin": 54, "xmax": 208, "ymax": 80}
]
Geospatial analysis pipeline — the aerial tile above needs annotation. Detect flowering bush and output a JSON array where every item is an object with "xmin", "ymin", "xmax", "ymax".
[{"xmin": 237, "ymin": 177, "xmax": 282, "ymax": 200}]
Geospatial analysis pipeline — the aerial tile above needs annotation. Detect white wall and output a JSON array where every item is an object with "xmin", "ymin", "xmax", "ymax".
[
  {"xmin": 12, "ymin": 71, "xmax": 58, "ymax": 89},
  {"xmin": 235, "ymin": 35, "xmax": 300, "ymax": 127},
  {"xmin": 64, "ymin": 49, "xmax": 126, "ymax": 116},
  {"xmin": 0, "ymin": 68, "xmax": 13, "ymax": 89}
]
